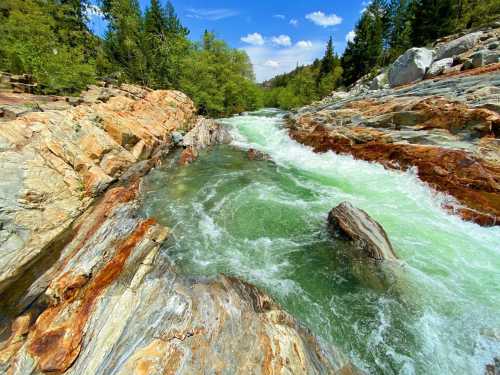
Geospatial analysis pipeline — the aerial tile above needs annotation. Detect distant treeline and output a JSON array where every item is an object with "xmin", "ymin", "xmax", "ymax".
[
  {"xmin": 0, "ymin": 0, "xmax": 262, "ymax": 117},
  {"xmin": 264, "ymin": 0, "xmax": 500, "ymax": 109}
]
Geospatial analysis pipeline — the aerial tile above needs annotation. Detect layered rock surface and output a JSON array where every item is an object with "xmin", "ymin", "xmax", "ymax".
[
  {"xmin": 0, "ymin": 85, "xmax": 356, "ymax": 374},
  {"xmin": 288, "ymin": 63, "xmax": 500, "ymax": 226}
]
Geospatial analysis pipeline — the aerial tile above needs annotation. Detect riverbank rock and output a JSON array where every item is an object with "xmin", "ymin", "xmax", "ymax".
[
  {"xmin": 328, "ymin": 202, "xmax": 397, "ymax": 262},
  {"xmin": 0, "ymin": 179, "xmax": 357, "ymax": 375},
  {"xmin": 388, "ymin": 48, "xmax": 434, "ymax": 87},
  {"xmin": 288, "ymin": 61, "xmax": 500, "ymax": 226},
  {"xmin": 0, "ymin": 86, "xmax": 197, "ymax": 296},
  {"xmin": 179, "ymin": 118, "xmax": 231, "ymax": 165},
  {"xmin": 436, "ymin": 31, "xmax": 483, "ymax": 60}
]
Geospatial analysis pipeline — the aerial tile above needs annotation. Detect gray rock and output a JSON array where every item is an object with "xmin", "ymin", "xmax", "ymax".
[
  {"xmin": 170, "ymin": 131, "xmax": 184, "ymax": 145},
  {"xmin": 389, "ymin": 48, "xmax": 435, "ymax": 87},
  {"xmin": 426, "ymin": 58, "xmax": 454, "ymax": 77},
  {"xmin": 488, "ymin": 42, "xmax": 499, "ymax": 50},
  {"xmin": 436, "ymin": 31, "xmax": 483, "ymax": 59},
  {"xmin": 327, "ymin": 202, "xmax": 398, "ymax": 262},
  {"xmin": 370, "ymin": 71, "xmax": 389, "ymax": 90},
  {"xmin": 471, "ymin": 50, "xmax": 500, "ymax": 68}
]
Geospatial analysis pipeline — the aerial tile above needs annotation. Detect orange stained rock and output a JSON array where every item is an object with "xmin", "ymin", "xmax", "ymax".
[
  {"xmin": 27, "ymin": 218, "xmax": 157, "ymax": 373},
  {"xmin": 290, "ymin": 125, "xmax": 500, "ymax": 226}
]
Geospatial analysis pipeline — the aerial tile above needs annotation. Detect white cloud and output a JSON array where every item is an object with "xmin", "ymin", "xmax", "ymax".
[
  {"xmin": 305, "ymin": 11, "xmax": 342, "ymax": 27},
  {"xmin": 242, "ymin": 41, "xmax": 326, "ymax": 82},
  {"xmin": 241, "ymin": 32, "xmax": 265, "ymax": 46},
  {"xmin": 290, "ymin": 19, "xmax": 299, "ymax": 27},
  {"xmin": 186, "ymin": 8, "xmax": 239, "ymax": 20},
  {"xmin": 296, "ymin": 40, "xmax": 313, "ymax": 48},
  {"xmin": 273, "ymin": 14, "xmax": 286, "ymax": 19},
  {"xmin": 264, "ymin": 60, "xmax": 280, "ymax": 68},
  {"xmin": 84, "ymin": 4, "xmax": 103, "ymax": 18},
  {"xmin": 271, "ymin": 35, "xmax": 292, "ymax": 47},
  {"xmin": 346, "ymin": 31, "xmax": 356, "ymax": 43}
]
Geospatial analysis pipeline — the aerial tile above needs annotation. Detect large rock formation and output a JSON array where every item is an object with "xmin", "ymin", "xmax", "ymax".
[
  {"xmin": 0, "ymin": 85, "xmax": 356, "ymax": 374},
  {"xmin": 288, "ymin": 61, "xmax": 500, "ymax": 226},
  {"xmin": 0, "ymin": 85, "xmax": 196, "ymax": 296}
]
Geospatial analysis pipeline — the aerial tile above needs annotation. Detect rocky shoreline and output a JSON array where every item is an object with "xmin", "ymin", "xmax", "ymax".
[
  {"xmin": 0, "ymin": 85, "xmax": 357, "ymax": 374},
  {"xmin": 286, "ymin": 26, "xmax": 500, "ymax": 226}
]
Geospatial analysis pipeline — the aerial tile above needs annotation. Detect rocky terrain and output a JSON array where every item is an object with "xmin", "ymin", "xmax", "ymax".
[
  {"xmin": 287, "ymin": 24, "xmax": 500, "ymax": 226},
  {"xmin": 0, "ymin": 84, "xmax": 357, "ymax": 374}
]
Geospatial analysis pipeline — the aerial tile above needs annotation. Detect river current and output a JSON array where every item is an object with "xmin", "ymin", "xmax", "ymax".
[{"xmin": 141, "ymin": 110, "xmax": 500, "ymax": 374}]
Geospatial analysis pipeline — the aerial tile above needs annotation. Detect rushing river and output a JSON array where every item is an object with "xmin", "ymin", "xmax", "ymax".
[{"xmin": 141, "ymin": 109, "xmax": 500, "ymax": 374}]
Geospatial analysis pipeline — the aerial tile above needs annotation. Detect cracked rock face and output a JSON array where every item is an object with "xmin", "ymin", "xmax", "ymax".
[
  {"xmin": 0, "ymin": 181, "xmax": 356, "ymax": 375},
  {"xmin": 288, "ymin": 65, "xmax": 500, "ymax": 226},
  {"xmin": 0, "ymin": 87, "xmax": 197, "ymax": 296},
  {"xmin": 0, "ymin": 85, "xmax": 357, "ymax": 374}
]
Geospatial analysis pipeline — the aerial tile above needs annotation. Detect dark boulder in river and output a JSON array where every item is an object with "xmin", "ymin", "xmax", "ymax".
[{"xmin": 328, "ymin": 202, "xmax": 398, "ymax": 262}]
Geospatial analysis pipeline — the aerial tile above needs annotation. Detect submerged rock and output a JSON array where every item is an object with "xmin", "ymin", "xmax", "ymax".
[
  {"xmin": 247, "ymin": 148, "xmax": 270, "ymax": 161},
  {"xmin": 328, "ymin": 202, "xmax": 398, "ymax": 262},
  {"xmin": 485, "ymin": 357, "xmax": 500, "ymax": 375}
]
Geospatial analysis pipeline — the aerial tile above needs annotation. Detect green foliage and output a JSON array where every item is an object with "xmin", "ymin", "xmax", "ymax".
[
  {"xmin": 0, "ymin": 0, "xmax": 97, "ymax": 94},
  {"xmin": 178, "ymin": 32, "xmax": 262, "ymax": 116},
  {"xmin": 263, "ymin": 39, "xmax": 342, "ymax": 110},
  {"xmin": 341, "ymin": 0, "xmax": 388, "ymax": 86}
]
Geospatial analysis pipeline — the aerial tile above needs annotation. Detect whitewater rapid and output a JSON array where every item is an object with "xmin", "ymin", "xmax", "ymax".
[{"xmin": 141, "ymin": 110, "xmax": 500, "ymax": 374}]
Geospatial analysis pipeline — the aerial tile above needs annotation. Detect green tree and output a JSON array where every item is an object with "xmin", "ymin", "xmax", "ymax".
[
  {"xmin": 410, "ymin": 0, "xmax": 455, "ymax": 46},
  {"xmin": 341, "ymin": 0, "xmax": 387, "ymax": 86},
  {"xmin": 386, "ymin": 0, "xmax": 413, "ymax": 61},
  {"xmin": 0, "ymin": 0, "xmax": 96, "ymax": 94},
  {"xmin": 102, "ymin": 0, "xmax": 146, "ymax": 84},
  {"xmin": 320, "ymin": 37, "xmax": 335, "ymax": 78}
]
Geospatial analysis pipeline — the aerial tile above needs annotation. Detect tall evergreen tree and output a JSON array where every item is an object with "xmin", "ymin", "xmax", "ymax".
[
  {"xmin": 103, "ymin": 0, "xmax": 146, "ymax": 84},
  {"xmin": 341, "ymin": 0, "xmax": 387, "ymax": 86},
  {"xmin": 319, "ymin": 37, "xmax": 335, "ymax": 78},
  {"xmin": 165, "ymin": 0, "xmax": 188, "ymax": 36},
  {"xmin": 144, "ymin": 0, "xmax": 166, "ymax": 37},
  {"xmin": 410, "ymin": 0, "xmax": 455, "ymax": 46},
  {"xmin": 386, "ymin": 0, "xmax": 413, "ymax": 61}
]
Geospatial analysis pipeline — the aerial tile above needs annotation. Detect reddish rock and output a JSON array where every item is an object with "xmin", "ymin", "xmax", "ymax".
[{"xmin": 290, "ymin": 125, "xmax": 500, "ymax": 226}]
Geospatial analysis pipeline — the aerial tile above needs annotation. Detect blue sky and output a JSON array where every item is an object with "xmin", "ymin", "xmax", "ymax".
[{"xmin": 86, "ymin": 1, "xmax": 370, "ymax": 82}]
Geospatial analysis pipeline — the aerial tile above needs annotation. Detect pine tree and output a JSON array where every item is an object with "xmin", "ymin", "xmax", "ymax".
[
  {"xmin": 144, "ymin": 0, "xmax": 167, "ymax": 37},
  {"xmin": 410, "ymin": 0, "xmax": 455, "ymax": 46},
  {"xmin": 165, "ymin": 0, "xmax": 188, "ymax": 36},
  {"xmin": 386, "ymin": 0, "xmax": 413, "ymax": 61},
  {"xmin": 319, "ymin": 37, "xmax": 335, "ymax": 78},
  {"xmin": 341, "ymin": 0, "xmax": 387, "ymax": 86},
  {"xmin": 103, "ymin": 0, "xmax": 146, "ymax": 84}
]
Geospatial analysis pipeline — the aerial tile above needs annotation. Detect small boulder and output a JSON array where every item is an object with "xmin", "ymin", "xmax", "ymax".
[
  {"xmin": 388, "ymin": 48, "xmax": 435, "ymax": 87},
  {"xmin": 435, "ymin": 31, "xmax": 483, "ymax": 60},
  {"xmin": 426, "ymin": 58, "xmax": 454, "ymax": 78},
  {"xmin": 369, "ymin": 71, "xmax": 388, "ymax": 90},
  {"xmin": 327, "ymin": 202, "xmax": 397, "ymax": 262},
  {"xmin": 471, "ymin": 50, "xmax": 500, "ymax": 68}
]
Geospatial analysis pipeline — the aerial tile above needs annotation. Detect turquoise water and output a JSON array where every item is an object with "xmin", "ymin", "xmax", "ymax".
[{"xmin": 141, "ymin": 110, "xmax": 500, "ymax": 374}]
